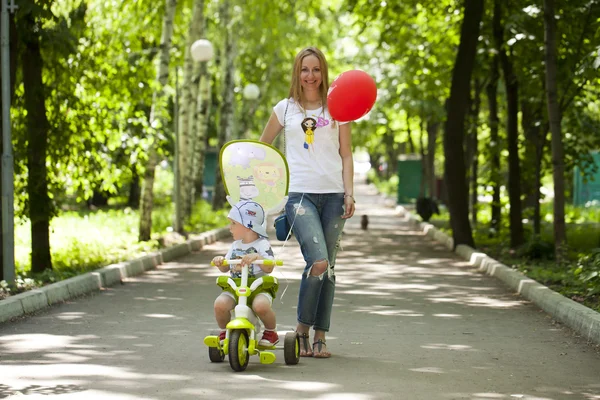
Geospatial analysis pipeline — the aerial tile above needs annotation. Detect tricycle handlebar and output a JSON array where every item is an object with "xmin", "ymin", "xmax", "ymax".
[{"xmin": 211, "ymin": 259, "xmax": 283, "ymax": 267}]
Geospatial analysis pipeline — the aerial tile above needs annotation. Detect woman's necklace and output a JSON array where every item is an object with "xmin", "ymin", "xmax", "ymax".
[{"xmin": 300, "ymin": 101, "xmax": 324, "ymax": 119}]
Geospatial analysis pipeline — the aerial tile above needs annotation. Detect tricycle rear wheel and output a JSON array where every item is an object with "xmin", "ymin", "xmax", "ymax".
[
  {"xmin": 208, "ymin": 330, "xmax": 225, "ymax": 362},
  {"xmin": 208, "ymin": 346, "xmax": 225, "ymax": 362},
  {"xmin": 283, "ymin": 331, "xmax": 300, "ymax": 365}
]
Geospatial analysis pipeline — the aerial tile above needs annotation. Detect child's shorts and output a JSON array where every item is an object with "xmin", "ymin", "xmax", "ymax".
[
  {"xmin": 219, "ymin": 291, "xmax": 273, "ymax": 306},
  {"xmin": 216, "ymin": 276, "xmax": 279, "ymax": 305}
]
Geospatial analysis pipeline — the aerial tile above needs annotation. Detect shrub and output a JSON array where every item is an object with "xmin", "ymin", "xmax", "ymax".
[
  {"xmin": 517, "ymin": 236, "xmax": 555, "ymax": 260},
  {"xmin": 574, "ymin": 249, "xmax": 600, "ymax": 297}
]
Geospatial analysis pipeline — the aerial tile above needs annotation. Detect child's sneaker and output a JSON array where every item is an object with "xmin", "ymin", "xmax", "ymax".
[
  {"xmin": 259, "ymin": 330, "xmax": 279, "ymax": 346},
  {"xmin": 219, "ymin": 330, "xmax": 226, "ymax": 344}
]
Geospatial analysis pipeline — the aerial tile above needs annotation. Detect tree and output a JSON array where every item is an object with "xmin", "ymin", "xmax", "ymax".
[
  {"xmin": 20, "ymin": 8, "xmax": 52, "ymax": 272},
  {"xmin": 177, "ymin": 0, "xmax": 206, "ymax": 231},
  {"xmin": 543, "ymin": 0, "xmax": 566, "ymax": 259},
  {"xmin": 212, "ymin": 0, "xmax": 235, "ymax": 211},
  {"xmin": 493, "ymin": 0, "xmax": 524, "ymax": 248},
  {"xmin": 139, "ymin": 0, "xmax": 177, "ymax": 242},
  {"xmin": 486, "ymin": 49, "xmax": 502, "ymax": 234},
  {"xmin": 443, "ymin": 0, "xmax": 484, "ymax": 249}
]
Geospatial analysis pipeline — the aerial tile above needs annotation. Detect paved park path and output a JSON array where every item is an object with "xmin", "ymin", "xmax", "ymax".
[{"xmin": 1, "ymin": 178, "xmax": 599, "ymax": 400}]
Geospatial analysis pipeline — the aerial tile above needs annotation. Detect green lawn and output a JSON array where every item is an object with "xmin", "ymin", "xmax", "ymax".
[{"xmin": 2, "ymin": 200, "xmax": 229, "ymax": 298}]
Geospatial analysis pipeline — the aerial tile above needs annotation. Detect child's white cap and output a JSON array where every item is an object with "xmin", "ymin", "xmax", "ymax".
[{"xmin": 228, "ymin": 200, "xmax": 268, "ymax": 238}]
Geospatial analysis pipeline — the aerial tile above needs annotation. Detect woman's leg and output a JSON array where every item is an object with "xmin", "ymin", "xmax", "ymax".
[
  {"xmin": 285, "ymin": 193, "xmax": 329, "ymax": 334},
  {"xmin": 286, "ymin": 193, "xmax": 346, "ymax": 357},
  {"xmin": 312, "ymin": 193, "xmax": 346, "ymax": 357}
]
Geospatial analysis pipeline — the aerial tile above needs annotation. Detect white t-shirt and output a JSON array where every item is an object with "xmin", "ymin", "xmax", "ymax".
[
  {"xmin": 225, "ymin": 238, "xmax": 274, "ymax": 278},
  {"xmin": 273, "ymin": 98, "xmax": 348, "ymax": 193}
]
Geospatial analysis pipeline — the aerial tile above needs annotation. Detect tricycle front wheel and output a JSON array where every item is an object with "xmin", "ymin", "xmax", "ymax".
[{"xmin": 229, "ymin": 329, "xmax": 249, "ymax": 372}]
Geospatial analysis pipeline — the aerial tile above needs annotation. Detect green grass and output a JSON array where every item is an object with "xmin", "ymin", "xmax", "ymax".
[
  {"xmin": 16, "ymin": 207, "xmax": 156, "ymax": 278},
  {"xmin": 1, "ymin": 164, "xmax": 230, "ymax": 299},
  {"xmin": 1, "ymin": 199, "xmax": 229, "ymax": 299}
]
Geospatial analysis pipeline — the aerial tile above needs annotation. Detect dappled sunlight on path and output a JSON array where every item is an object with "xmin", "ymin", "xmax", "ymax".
[{"xmin": 0, "ymin": 178, "xmax": 599, "ymax": 399}]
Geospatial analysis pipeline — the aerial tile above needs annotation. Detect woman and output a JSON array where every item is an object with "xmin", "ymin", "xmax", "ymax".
[{"xmin": 260, "ymin": 46, "xmax": 355, "ymax": 358}]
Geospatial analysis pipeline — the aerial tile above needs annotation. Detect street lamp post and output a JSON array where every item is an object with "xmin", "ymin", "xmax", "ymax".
[
  {"xmin": 241, "ymin": 83, "xmax": 260, "ymax": 138},
  {"xmin": 1, "ymin": 0, "xmax": 18, "ymax": 283}
]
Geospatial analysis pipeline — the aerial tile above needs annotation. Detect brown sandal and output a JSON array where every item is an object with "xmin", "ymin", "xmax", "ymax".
[
  {"xmin": 297, "ymin": 332, "xmax": 313, "ymax": 357},
  {"xmin": 313, "ymin": 339, "xmax": 331, "ymax": 358}
]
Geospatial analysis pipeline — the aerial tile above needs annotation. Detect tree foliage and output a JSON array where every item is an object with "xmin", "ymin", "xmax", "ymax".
[{"xmin": 3, "ymin": 0, "xmax": 600, "ymax": 274}]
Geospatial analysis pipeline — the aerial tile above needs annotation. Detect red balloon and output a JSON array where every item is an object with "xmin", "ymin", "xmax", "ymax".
[{"xmin": 327, "ymin": 70, "xmax": 377, "ymax": 122}]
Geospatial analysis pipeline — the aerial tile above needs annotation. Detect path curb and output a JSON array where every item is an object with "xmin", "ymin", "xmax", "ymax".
[
  {"xmin": 395, "ymin": 204, "xmax": 600, "ymax": 346},
  {"xmin": 0, "ymin": 226, "xmax": 230, "ymax": 324}
]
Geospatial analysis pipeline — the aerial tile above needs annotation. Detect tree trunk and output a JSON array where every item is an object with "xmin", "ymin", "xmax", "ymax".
[
  {"xmin": 406, "ymin": 113, "xmax": 416, "ymax": 154},
  {"xmin": 419, "ymin": 116, "xmax": 426, "ymax": 198},
  {"xmin": 212, "ymin": 0, "xmax": 235, "ymax": 210},
  {"xmin": 193, "ymin": 70, "xmax": 211, "ymax": 201},
  {"xmin": 21, "ymin": 13, "xmax": 52, "ymax": 273},
  {"xmin": 178, "ymin": 0, "xmax": 206, "ymax": 226},
  {"xmin": 128, "ymin": 168, "xmax": 141, "ymax": 208},
  {"xmin": 543, "ymin": 0, "xmax": 567, "ymax": 260},
  {"xmin": 139, "ymin": 0, "xmax": 177, "ymax": 241},
  {"xmin": 442, "ymin": 0, "xmax": 483, "ymax": 249},
  {"xmin": 487, "ymin": 38, "xmax": 501, "ymax": 235},
  {"xmin": 521, "ymin": 101, "xmax": 545, "ymax": 236},
  {"xmin": 468, "ymin": 79, "xmax": 482, "ymax": 226},
  {"xmin": 383, "ymin": 124, "xmax": 398, "ymax": 182},
  {"xmin": 494, "ymin": 0, "xmax": 524, "ymax": 248},
  {"xmin": 426, "ymin": 120, "xmax": 439, "ymax": 199}
]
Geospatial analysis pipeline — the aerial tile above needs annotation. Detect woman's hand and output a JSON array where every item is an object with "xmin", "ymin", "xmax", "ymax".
[{"xmin": 342, "ymin": 195, "xmax": 355, "ymax": 219}]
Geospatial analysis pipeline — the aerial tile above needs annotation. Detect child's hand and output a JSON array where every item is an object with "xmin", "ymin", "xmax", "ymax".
[
  {"xmin": 240, "ymin": 253, "xmax": 259, "ymax": 269},
  {"xmin": 212, "ymin": 256, "xmax": 224, "ymax": 268}
]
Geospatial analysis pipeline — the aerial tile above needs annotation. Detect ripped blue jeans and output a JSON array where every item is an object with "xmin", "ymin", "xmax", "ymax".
[{"xmin": 285, "ymin": 192, "xmax": 346, "ymax": 332}]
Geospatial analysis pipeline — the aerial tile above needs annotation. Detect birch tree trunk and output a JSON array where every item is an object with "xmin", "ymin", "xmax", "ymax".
[
  {"xmin": 192, "ymin": 65, "xmax": 211, "ymax": 204},
  {"xmin": 543, "ymin": 0, "xmax": 567, "ymax": 260},
  {"xmin": 138, "ymin": 0, "xmax": 177, "ymax": 242},
  {"xmin": 212, "ymin": 0, "xmax": 235, "ymax": 210},
  {"xmin": 178, "ymin": 0, "xmax": 206, "ymax": 229}
]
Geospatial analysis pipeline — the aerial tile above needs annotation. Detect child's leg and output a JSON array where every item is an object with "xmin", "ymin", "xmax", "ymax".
[
  {"xmin": 214, "ymin": 293, "xmax": 236, "ymax": 329},
  {"xmin": 252, "ymin": 293, "xmax": 275, "ymax": 330}
]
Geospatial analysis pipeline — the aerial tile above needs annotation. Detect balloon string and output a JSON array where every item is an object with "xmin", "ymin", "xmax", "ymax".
[{"xmin": 276, "ymin": 193, "xmax": 304, "ymax": 304}]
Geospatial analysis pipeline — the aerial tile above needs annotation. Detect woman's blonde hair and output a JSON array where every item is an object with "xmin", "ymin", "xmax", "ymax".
[{"xmin": 288, "ymin": 47, "xmax": 330, "ymax": 109}]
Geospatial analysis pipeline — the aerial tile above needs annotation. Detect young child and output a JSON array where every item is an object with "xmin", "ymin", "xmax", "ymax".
[{"xmin": 212, "ymin": 200, "xmax": 279, "ymax": 346}]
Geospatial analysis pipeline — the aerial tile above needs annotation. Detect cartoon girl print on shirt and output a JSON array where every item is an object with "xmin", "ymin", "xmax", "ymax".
[{"xmin": 301, "ymin": 117, "xmax": 317, "ymax": 151}]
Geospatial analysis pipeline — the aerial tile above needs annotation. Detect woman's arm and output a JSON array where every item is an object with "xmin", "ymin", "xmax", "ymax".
[
  {"xmin": 259, "ymin": 112, "xmax": 283, "ymax": 144},
  {"xmin": 339, "ymin": 123, "xmax": 355, "ymax": 219}
]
